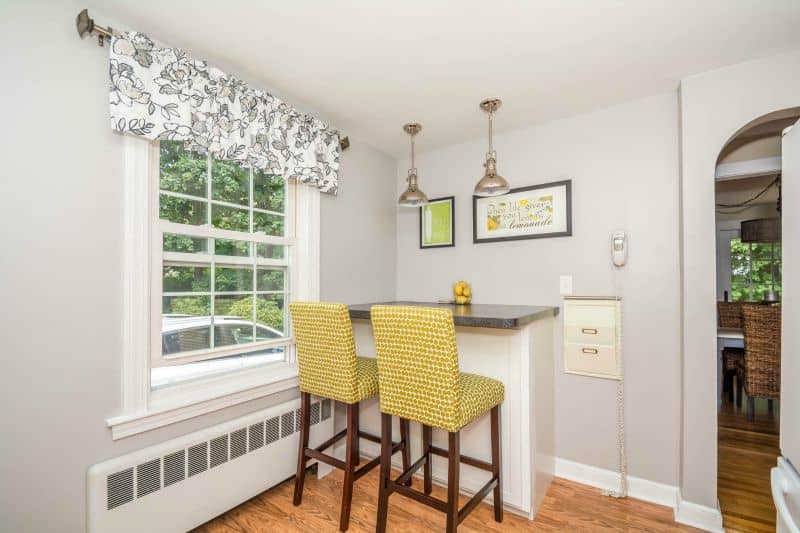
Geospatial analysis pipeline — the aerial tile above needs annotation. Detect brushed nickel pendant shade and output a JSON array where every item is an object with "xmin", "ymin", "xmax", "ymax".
[
  {"xmin": 475, "ymin": 98, "xmax": 510, "ymax": 197},
  {"xmin": 398, "ymin": 122, "xmax": 429, "ymax": 206}
]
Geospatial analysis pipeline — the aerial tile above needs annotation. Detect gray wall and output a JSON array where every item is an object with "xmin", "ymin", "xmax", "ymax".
[
  {"xmin": 0, "ymin": 2, "xmax": 395, "ymax": 531},
  {"xmin": 395, "ymin": 92, "xmax": 682, "ymax": 487}
]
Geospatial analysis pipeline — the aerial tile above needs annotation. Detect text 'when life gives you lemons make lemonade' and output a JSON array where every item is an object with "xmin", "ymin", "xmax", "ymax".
[{"xmin": 486, "ymin": 195, "xmax": 554, "ymax": 232}]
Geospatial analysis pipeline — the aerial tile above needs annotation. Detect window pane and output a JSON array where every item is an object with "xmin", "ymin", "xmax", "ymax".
[
  {"xmin": 160, "ymin": 195, "xmax": 207, "ymax": 225},
  {"xmin": 215, "ymin": 266, "xmax": 253, "ymax": 292},
  {"xmin": 256, "ymin": 244, "xmax": 285, "ymax": 259},
  {"xmin": 163, "ymin": 264, "xmax": 211, "ymax": 292},
  {"xmin": 159, "ymin": 140, "xmax": 207, "ymax": 197},
  {"xmin": 212, "ymin": 203, "xmax": 249, "ymax": 232},
  {"xmin": 256, "ymin": 294, "xmax": 285, "ymax": 336},
  {"xmin": 729, "ymin": 238, "xmax": 781, "ymax": 301},
  {"xmin": 163, "ymin": 233, "xmax": 208, "ymax": 254},
  {"xmin": 215, "ymin": 297, "xmax": 253, "ymax": 347},
  {"xmin": 212, "ymin": 158, "xmax": 250, "ymax": 206},
  {"xmin": 257, "ymin": 268, "xmax": 285, "ymax": 291},
  {"xmin": 254, "ymin": 211, "xmax": 285, "ymax": 236},
  {"xmin": 162, "ymin": 297, "xmax": 211, "ymax": 354},
  {"xmin": 215, "ymin": 238, "xmax": 251, "ymax": 258},
  {"xmin": 254, "ymin": 172, "xmax": 285, "ymax": 212}
]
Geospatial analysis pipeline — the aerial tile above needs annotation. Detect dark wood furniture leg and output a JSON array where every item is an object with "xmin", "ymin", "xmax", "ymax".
[
  {"xmin": 736, "ymin": 377, "xmax": 743, "ymax": 407},
  {"xmin": 293, "ymin": 392, "xmax": 311, "ymax": 506},
  {"xmin": 747, "ymin": 397, "xmax": 755, "ymax": 422},
  {"xmin": 490, "ymin": 405, "xmax": 503, "ymax": 522},
  {"xmin": 422, "ymin": 424, "xmax": 433, "ymax": 495},
  {"xmin": 376, "ymin": 412, "xmax": 392, "ymax": 533},
  {"xmin": 400, "ymin": 418, "xmax": 412, "ymax": 487},
  {"xmin": 446, "ymin": 431, "xmax": 460, "ymax": 533},
  {"xmin": 768, "ymin": 399, "xmax": 774, "ymax": 415},
  {"xmin": 339, "ymin": 402, "xmax": 359, "ymax": 531}
]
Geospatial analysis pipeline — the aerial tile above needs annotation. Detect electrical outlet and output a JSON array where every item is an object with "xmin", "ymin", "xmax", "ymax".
[{"xmin": 559, "ymin": 275, "xmax": 573, "ymax": 295}]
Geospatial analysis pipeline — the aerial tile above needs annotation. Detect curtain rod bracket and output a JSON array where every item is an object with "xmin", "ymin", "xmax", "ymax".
[{"xmin": 76, "ymin": 9, "xmax": 112, "ymax": 47}]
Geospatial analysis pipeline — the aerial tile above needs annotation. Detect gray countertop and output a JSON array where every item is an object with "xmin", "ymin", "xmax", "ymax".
[{"xmin": 348, "ymin": 301, "xmax": 558, "ymax": 329}]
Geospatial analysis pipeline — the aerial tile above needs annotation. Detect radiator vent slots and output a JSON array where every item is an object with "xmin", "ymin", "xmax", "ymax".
[
  {"xmin": 104, "ymin": 400, "xmax": 324, "ymax": 512},
  {"xmin": 163, "ymin": 450, "xmax": 185, "ymax": 487},
  {"xmin": 106, "ymin": 468, "xmax": 134, "ymax": 510},
  {"xmin": 136, "ymin": 459, "xmax": 161, "ymax": 498}
]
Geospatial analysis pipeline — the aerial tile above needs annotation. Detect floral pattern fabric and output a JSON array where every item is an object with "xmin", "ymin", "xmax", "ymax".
[{"xmin": 109, "ymin": 32, "xmax": 341, "ymax": 194}]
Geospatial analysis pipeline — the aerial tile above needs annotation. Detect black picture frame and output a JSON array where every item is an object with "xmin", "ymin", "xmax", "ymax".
[
  {"xmin": 472, "ymin": 179, "xmax": 572, "ymax": 243},
  {"xmin": 419, "ymin": 196, "xmax": 455, "ymax": 249}
]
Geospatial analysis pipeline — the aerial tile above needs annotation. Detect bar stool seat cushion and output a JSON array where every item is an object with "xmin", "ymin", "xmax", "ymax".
[
  {"xmin": 458, "ymin": 372, "xmax": 504, "ymax": 429},
  {"xmin": 354, "ymin": 356, "xmax": 380, "ymax": 403}
]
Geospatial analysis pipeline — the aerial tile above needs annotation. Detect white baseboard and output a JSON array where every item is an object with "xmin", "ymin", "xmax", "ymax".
[
  {"xmin": 554, "ymin": 458, "xmax": 723, "ymax": 533},
  {"xmin": 674, "ymin": 491, "xmax": 725, "ymax": 533}
]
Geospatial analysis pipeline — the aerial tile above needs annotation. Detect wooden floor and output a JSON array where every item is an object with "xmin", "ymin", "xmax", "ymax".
[
  {"xmin": 718, "ymin": 395, "xmax": 780, "ymax": 532},
  {"xmin": 194, "ymin": 466, "xmax": 700, "ymax": 532}
]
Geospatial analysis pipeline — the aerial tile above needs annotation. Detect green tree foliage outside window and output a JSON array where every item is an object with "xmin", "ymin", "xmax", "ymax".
[{"xmin": 730, "ymin": 238, "xmax": 781, "ymax": 301}]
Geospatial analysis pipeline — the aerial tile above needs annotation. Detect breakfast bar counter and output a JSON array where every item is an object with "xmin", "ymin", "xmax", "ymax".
[{"xmin": 346, "ymin": 301, "xmax": 557, "ymax": 519}]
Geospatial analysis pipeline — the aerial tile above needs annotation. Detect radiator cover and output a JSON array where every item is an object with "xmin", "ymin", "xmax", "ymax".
[{"xmin": 88, "ymin": 397, "xmax": 333, "ymax": 533}]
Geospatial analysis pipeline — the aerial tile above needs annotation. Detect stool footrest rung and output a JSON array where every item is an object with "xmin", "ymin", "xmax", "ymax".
[
  {"xmin": 394, "ymin": 453, "xmax": 428, "ymax": 486},
  {"xmin": 314, "ymin": 429, "xmax": 347, "ymax": 453},
  {"xmin": 358, "ymin": 431, "xmax": 382, "ymax": 444},
  {"xmin": 305, "ymin": 448, "xmax": 346, "ymax": 470},
  {"xmin": 457, "ymin": 476, "xmax": 499, "ymax": 524},
  {"xmin": 354, "ymin": 441, "xmax": 405, "ymax": 480},
  {"xmin": 429, "ymin": 445, "xmax": 493, "ymax": 471},
  {"xmin": 388, "ymin": 480, "xmax": 448, "ymax": 513}
]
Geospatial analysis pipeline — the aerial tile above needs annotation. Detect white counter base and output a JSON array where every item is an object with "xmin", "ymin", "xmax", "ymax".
[{"xmin": 348, "ymin": 316, "xmax": 555, "ymax": 519}]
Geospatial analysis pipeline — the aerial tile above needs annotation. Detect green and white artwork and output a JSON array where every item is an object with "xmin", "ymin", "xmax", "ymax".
[{"xmin": 420, "ymin": 196, "xmax": 455, "ymax": 248}]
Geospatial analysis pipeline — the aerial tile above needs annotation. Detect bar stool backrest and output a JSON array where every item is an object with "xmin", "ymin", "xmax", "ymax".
[
  {"xmin": 741, "ymin": 303, "xmax": 781, "ymax": 399},
  {"xmin": 289, "ymin": 302, "xmax": 359, "ymax": 403},
  {"xmin": 371, "ymin": 305, "xmax": 461, "ymax": 432}
]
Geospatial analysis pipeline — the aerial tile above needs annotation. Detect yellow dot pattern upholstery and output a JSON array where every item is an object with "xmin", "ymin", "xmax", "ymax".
[
  {"xmin": 370, "ymin": 305, "xmax": 504, "ymax": 433},
  {"xmin": 289, "ymin": 302, "xmax": 378, "ymax": 404}
]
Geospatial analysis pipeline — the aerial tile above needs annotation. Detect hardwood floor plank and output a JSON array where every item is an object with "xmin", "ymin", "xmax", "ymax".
[{"xmin": 192, "ymin": 464, "xmax": 701, "ymax": 532}]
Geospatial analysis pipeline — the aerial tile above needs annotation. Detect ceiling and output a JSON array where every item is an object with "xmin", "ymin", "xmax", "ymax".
[{"xmin": 98, "ymin": 1, "xmax": 800, "ymax": 157}]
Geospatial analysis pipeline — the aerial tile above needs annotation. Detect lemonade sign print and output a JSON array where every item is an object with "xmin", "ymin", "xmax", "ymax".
[{"xmin": 486, "ymin": 195, "xmax": 554, "ymax": 232}]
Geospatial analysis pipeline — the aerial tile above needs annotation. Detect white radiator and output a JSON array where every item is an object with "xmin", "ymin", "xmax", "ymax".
[{"xmin": 88, "ymin": 397, "xmax": 334, "ymax": 533}]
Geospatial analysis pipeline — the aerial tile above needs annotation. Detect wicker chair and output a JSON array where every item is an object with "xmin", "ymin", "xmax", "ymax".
[
  {"xmin": 738, "ymin": 304, "xmax": 781, "ymax": 421},
  {"xmin": 718, "ymin": 302, "xmax": 745, "ymax": 403}
]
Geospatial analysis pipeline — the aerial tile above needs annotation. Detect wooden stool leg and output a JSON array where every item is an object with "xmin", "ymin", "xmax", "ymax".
[
  {"xmin": 446, "ymin": 431, "xmax": 460, "ymax": 533},
  {"xmin": 422, "ymin": 424, "xmax": 433, "ymax": 495},
  {"xmin": 376, "ymin": 412, "xmax": 392, "ymax": 533},
  {"xmin": 293, "ymin": 392, "xmax": 311, "ymax": 506},
  {"xmin": 736, "ymin": 377, "xmax": 743, "ymax": 407},
  {"xmin": 490, "ymin": 405, "xmax": 503, "ymax": 522},
  {"xmin": 400, "ymin": 418, "xmax": 412, "ymax": 487},
  {"xmin": 768, "ymin": 399, "xmax": 774, "ymax": 415},
  {"xmin": 747, "ymin": 397, "xmax": 755, "ymax": 422},
  {"xmin": 339, "ymin": 402, "xmax": 359, "ymax": 531}
]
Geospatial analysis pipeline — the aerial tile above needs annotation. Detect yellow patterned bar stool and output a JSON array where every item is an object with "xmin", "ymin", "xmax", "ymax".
[
  {"xmin": 289, "ymin": 302, "xmax": 411, "ymax": 531},
  {"xmin": 370, "ymin": 305, "xmax": 504, "ymax": 533}
]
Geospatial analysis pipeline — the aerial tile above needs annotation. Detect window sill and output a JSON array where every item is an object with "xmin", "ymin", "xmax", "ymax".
[{"xmin": 106, "ymin": 362, "xmax": 299, "ymax": 440}]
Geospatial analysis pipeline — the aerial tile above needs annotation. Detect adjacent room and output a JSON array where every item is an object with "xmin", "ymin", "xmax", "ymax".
[{"xmin": 2, "ymin": 2, "xmax": 800, "ymax": 532}]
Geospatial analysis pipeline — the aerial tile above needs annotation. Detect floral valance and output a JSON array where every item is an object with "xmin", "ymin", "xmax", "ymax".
[{"xmin": 109, "ymin": 31, "xmax": 341, "ymax": 194}]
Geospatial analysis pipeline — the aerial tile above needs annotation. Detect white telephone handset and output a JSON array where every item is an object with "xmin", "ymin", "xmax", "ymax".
[{"xmin": 612, "ymin": 231, "xmax": 627, "ymax": 267}]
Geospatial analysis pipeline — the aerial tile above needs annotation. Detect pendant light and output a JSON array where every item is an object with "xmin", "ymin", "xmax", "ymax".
[
  {"xmin": 398, "ymin": 122, "xmax": 428, "ymax": 206},
  {"xmin": 474, "ymin": 98, "xmax": 510, "ymax": 197}
]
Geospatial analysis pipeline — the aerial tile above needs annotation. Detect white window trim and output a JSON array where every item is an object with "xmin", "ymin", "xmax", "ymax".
[{"xmin": 108, "ymin": 136, "xmax": 320, "ymax": 440}]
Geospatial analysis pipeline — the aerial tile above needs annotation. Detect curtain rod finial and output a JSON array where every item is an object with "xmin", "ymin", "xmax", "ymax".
[{"xmin": 76, "ymin": 9, "xmax": 93, "ymax": 39}]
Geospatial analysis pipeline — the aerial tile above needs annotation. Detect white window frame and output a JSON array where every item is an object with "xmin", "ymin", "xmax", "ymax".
[{"xmin": 107, "ymin": 136, "xmax": 320, "ymax": 440}]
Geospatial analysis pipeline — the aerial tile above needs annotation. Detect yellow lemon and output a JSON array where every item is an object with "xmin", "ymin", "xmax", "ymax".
[{"xmin": 463, "ymin": 286, "xmax": 471, "ymax": 297}]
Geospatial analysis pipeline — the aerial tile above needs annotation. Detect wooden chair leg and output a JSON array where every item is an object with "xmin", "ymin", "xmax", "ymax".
[
  {"xmin": 736, "ymin": 377, "xmax": 743, "ymax": 407},
  {"xmin": 747, "ymin": 396, "xmax": 755, "ymax": 422},
  {"xmin": 768, "ymin": 399, "xmax": 774, "ymax": 415},
  {"xmin": 400, "ymin": 418, "xmax": 412, "ymax": 487},
  {"xmin": 490, "ymin": 405, "xmax": 503, "ymax": 523},
  {"xmin": 726, "ymin": 371, "xmax": 734, "ymax": 403},
  {"xmin": 339, "ymin": 402, "xmax": 359, "ymax": 531},
  {"xmin": 422, "ymin": 424, "xmax": 433, "ymax": 495},
  {"xmin": 293, "ymin": 392, "xmax": 311, "ymax": 506},
  {"xmin": 376, "ymin": 413, "xmax": 392, "ymax": 533},
  {"xmin": 446, "ymin": 431, "xmax": 460, "ymax": 533}
]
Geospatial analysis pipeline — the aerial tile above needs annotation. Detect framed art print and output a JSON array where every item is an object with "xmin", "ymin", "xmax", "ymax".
[
  {"xmin": 473, "ymin": 179, "xmax": 572, "ymax": 243},
  {"xmin": 420, "ymin": 196, "xmax": 455, "ymax": 248}
]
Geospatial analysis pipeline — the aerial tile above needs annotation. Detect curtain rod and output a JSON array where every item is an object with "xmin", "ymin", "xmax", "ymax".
[{"xmin": 74, "ymin": 8, "xmax": 350, "ymax": 151}]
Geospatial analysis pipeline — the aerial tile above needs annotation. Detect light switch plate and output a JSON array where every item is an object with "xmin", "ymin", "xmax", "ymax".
[{"xmin": 559, "ymin": 275, "xmax": 573, "ymax": 295}]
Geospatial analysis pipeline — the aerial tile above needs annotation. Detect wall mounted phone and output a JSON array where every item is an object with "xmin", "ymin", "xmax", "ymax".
[{"xmin": 612, "ymin": 231, "xmax": 627, "ymax": 267}]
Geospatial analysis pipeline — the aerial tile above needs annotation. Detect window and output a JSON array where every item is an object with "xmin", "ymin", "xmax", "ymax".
[
  {"xmin": 730, "ymin": 238, "xmax": 782, "ymax": 301},
  {"xmin": 152, "ymin": 140, "xmax": 294, "ymax": 388}
]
